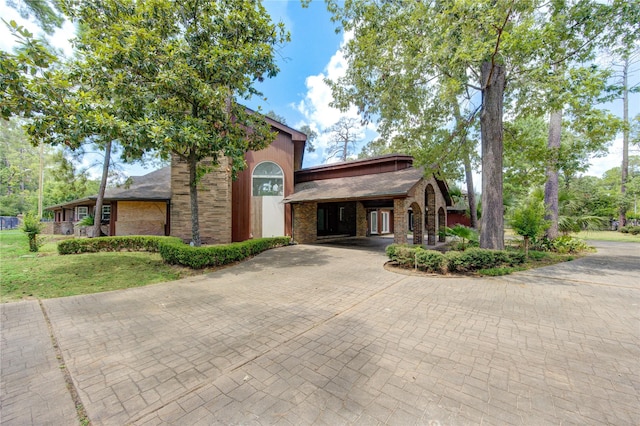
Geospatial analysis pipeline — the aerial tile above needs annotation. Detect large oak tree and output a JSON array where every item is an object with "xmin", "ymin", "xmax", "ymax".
[
  {"xmin": 57, "ymin": 0, "xmax": 289, "ymax": 245},
  {"xmin": 322, "ymin": 0, "xmax": 629, "ymax": 249}
]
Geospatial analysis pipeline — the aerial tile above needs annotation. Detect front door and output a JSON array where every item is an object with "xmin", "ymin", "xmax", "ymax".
[{"xmin": 252, "ymin": 162, "xmax": 285, "ymax": 238}]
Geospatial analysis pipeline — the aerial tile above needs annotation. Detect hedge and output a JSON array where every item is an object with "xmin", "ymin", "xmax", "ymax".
[
  {"xmin": 58, "ymin": 236, "xmax": 183, "ymax": 254},
  {"xmin": 58, "ymin": 235, "xmax": 292, "ymax": 269},
  {"xmin": 159, "ymin": 237, "xmax": 292, "ymax": 269},
  {"xmin": 386, "ymin": 244, "xmax": 526, "ymax": 274}
]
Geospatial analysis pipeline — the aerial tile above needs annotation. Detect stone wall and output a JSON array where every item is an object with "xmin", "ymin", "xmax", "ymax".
[
  {"xmin": 170, "ymin": 156, "xmax": 232, "ymax": 244},
  {"xmin": 292, "ymin": 202, "xmax": 317, "ymax": 244}
]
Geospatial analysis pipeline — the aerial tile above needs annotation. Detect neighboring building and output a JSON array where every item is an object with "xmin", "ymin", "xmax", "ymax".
[
  {"xmin": 46, "ymin": 167, "xmax": 171, "ymax": 237},
  {"xmin": 47, "ymin": 119, "xmax": 451, "ymax": 245}
]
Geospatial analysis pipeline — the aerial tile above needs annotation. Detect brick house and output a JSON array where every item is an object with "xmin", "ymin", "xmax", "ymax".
[
  {"xmin": 48, "ymin": 119, "xmax": 451, "ymax": 245},
  {"xmin": 285, "ymin": 154, "xmax": 451, "ymax": 246}
]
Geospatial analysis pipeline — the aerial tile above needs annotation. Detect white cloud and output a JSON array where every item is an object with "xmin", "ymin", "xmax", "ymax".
[
  {"xmin": 583, "ymin": 137, "xmax": 640, "ymax": 178},
  {"xmin": 294, "ymin": 31, "xmax": 377, "ymax": 165}
]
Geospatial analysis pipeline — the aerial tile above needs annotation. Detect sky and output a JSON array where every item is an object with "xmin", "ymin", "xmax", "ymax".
[{"xmin": 1, "ymin": 0, "xmax": 638, "ymax": 186}]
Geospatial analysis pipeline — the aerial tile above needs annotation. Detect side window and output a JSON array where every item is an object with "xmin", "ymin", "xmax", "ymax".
[
  {"xmin": 102, "ymin": 205, "xmax": 111, "ymax": 222},
  {"xmin": 77, "ymin": 206, "xmax": 88, "ymax": 220},
  {"xmin": 252, "ymin": 162, "xmax": 284, "ymax": 196}
]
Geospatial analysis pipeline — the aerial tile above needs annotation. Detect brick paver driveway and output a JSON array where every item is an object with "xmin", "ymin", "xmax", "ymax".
[{"xmin": 1, "ymin": 240, "xmax": 639, "ymax": 425}]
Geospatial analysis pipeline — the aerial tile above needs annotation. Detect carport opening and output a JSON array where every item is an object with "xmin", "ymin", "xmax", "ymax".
[{"xmin": 317, "ymin": 202, "xmax": 357, "ymax": 237}]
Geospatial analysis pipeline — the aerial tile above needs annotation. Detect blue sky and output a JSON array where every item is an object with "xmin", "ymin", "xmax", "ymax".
[{"xmin": 1, "ymin": 0, "xmax": 637, "ymax": 180}]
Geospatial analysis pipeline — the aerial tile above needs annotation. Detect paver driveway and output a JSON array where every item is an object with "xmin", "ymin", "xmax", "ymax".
[{"xmin": 1, "ymin": 240, "xmax": 639, "ymax": 425}]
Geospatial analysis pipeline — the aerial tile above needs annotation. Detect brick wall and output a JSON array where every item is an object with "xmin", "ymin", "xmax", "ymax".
[
  {"xmin": 394, "ymin": 198, "xmax": 408, "ymax": 244},
  {"xmin": 115, "ymin": 201, "xmax": 167, "ymax": 236},
  {"xmin": 292, "ymin": 202, "xmax": 317, "ymax": 244},
  {"xmin": 171, "ymin": 156, "xmax": 233, "ymax": 244},
  {"xmin": 356, "ymin": 202, "xmax": 367, "ymax": 237}
]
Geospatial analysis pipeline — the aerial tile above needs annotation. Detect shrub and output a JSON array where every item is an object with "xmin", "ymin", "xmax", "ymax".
[
  {"xmin": 510, "ymin": 198, "xmax": 548, "ymax": 257},
  {"xmin": 620, "ymin": 225, "xmax": 640, "ymax": 235},
  {"xmin": 158, "ymin": 237, "xmax": 292, "ymax": 269},
  {"xmin": 443, "ymin": 248, "xmax": 526, "ymax": 273},
  {"xmin": 21, "ymin": 213, "xmax": 43, "ymax": 252},
  {"xmin": 58, "ymin": 236, "xmax": 183, "ymax": 254},
  {"xmin": 548, "ymin": 235, "xmax": 590, "ymax": 254},
  {"xmin": 77, "ymin": 215, "xmax": 94, "ymax": 227},
  {"xmin": 441, "ymin": 225, "xmax": 479, "ymax": 250},
  {"xmin": 414, "ymin": 250, "xmax": 445, "ymax": 273},
  {"xmin": 58, "ymin": 235, "xmax": 292, "ymax": 269}
]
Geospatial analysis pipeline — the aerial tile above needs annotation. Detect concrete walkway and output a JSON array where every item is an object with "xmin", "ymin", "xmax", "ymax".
[{"xmin": 1, "ymin": 241, "xmax": 639, "ymax": 425}]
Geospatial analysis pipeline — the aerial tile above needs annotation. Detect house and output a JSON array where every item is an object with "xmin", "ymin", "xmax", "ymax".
[
  {"xmin": 48, "ymin": 120, "xmax": 451, "ymax": 246},
  {"xmin": 285, "ymin": 154, "xmax": 452, "ymax": 245}
]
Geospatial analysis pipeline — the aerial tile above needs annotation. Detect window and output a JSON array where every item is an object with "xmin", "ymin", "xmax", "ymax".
[
  {"xmin": 77, "ymin": 206, "xmax": 88, "ymax": 221},
  {"xmin": 339, "ymin": 207, "xmax": 345, "ymax": 222},
  {"xmin": 252, "ymin": 162, "xmax": 284, "ymax": 196},
  {"xmin": 102, "ymin": 205, "xmax": 111, "ymax": 222},
  {"xmin": 381, "ymin": 211, "xmax": 390, "ymax": 233},
  {"xmin": 370, "ymin": 211, "xmax": 378, "ymax": 234}
]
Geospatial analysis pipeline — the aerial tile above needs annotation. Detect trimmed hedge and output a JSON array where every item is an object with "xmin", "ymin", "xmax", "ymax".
[
  {"xmin": 159, "ymin": 237, "xmax": 292, "ymax": 269},
  {"xmin": 58, "ymin": 236, "xmax": 183, "ymax": 254},
  {"xmin": 58, "ymin": 235, "xmax": 292, "ymax": 269},
  {"xmin": 386, "ymin": 244, "xmax": 526, "ymax": 274}
]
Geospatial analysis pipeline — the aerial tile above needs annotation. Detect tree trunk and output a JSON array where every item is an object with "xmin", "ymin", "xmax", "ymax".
[
  {"xmin": 188, "ymin": 151, "xmax": 201, "ymax": 246},
  {"xmin": 92, "ymin": 139, "xmax": 112, "ymax": 238},
  {"xmin": 479, "ymin": 61, "xmax": 505, "ymax": 250},
  {"xmin": 619, "ymin": 55, "xmax": 629, "ymax": 228},
  {"xmin": 464, "ymin": 152, "xmax": 478, "ymax": 229},
  {"xmin": 454, "ymin": 104, "xmax": 478, "ymax": 229},
  {"xmin": 544, "ymin": 109, "xmax": 562, "ymax": 239}
]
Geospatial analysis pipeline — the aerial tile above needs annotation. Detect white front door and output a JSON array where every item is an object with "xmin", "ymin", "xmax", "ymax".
[
  {"xmin": 370, "ymin": 211, "xmax": 378, "ymax": 234},
  {"xmin": 262, "ymin": 196, "xmax": 284, "ymax": 237}
]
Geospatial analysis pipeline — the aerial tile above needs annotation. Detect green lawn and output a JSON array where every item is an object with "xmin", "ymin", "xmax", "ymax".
[
  {"xmin": 574, "ymin": 230, "xmax": 640, "ymax": 243},
  {"xmin": 0, "ymin": 230, "xmax": 194, "ymax": 302}
]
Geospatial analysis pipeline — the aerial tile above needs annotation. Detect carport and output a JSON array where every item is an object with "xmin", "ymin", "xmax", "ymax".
[{"xmin": 284, "ymin": 155, "xmax": 451, "ymax": 246}]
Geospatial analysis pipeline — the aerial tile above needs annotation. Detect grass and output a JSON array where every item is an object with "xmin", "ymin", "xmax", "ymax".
[
  {"xmin": 573, "ymin": 230, "xmax": 640, "ymax": 243},
  {"xmin": 0, "ymin": 230, "xmax": 198, "ymax": 302}
]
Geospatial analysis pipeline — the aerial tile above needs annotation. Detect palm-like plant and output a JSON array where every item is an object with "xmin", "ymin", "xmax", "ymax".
[{"xmin": 442, "ymin": 224, "xmax": 479, "ymax": 250}]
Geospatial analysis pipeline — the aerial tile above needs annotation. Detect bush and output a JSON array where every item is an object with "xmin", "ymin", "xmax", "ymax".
[
  {"xmin": 21, "ymin": 213, "xmax": 43, "ymax": 252},
  {"xmin": 58, "ymin": 236, "xmax": 183, "ymax": 254},
  {"xmin": 414, "ymin": 250, "xmax": 445, "ymax": 273},
  {"xmin": 158, "ymin": 237, "xmax": 292, "ymax": 269},
  {"xmin": 58, "ymin": 235, "xmax": 292, "ymax": 269},
  {"xmin": 620, "ymin": 225, "xmax": 640, "ymax": 235},
  {"xmin": 548, "ymin": 235, "xmax": 590, "ymax": 254},
  {"xmin": 386, "ymin": 244, "xmax": 525, "ymax": 274}
]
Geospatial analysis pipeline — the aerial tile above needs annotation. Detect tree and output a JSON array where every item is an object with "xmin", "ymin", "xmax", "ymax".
[
  {"xmin": 322, "ymin": 0, "xmax": 627, "ymax": 249},
  {"xmin": 5, "ymin": 0, "xmax": 64, "ymax": 35},
  {"xmin": 265, "ymin": 110, "xmax": 287, "ymax": 124},
  {"xmin": 1, "ymin": 20, "xmax": 57, "ymax": 121},
  {"xmin": 324, "ymin": 117, "xmax": 363, "ymax": 162},
  {"xmin": 0, "ymin": 119, "xmax": 41, "ymax": 215},
  {"xmin": 510, "ymin": 197, "xmax": 549, "ymax": 258},
  {"xmin": 55, "ymin": 0, "xmax": 288, "ymax": 246},
  {"xmin": 323, "ymin": 1, "xmax": 547, "ymax": 249},
  {"xmin": 299, "ymin": 124, "xmax": 317, "ymax": 153}
]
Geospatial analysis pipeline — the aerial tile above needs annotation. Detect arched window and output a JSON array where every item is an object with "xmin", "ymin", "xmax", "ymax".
[{"xmin": 252, "ymin": 162, "xmax": 284, "ymax": 196}]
